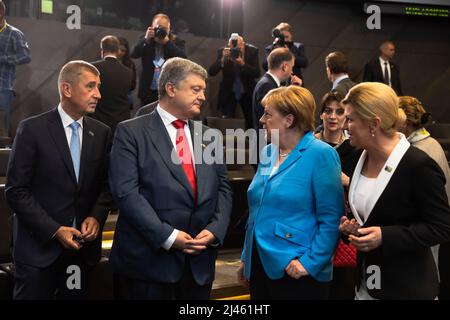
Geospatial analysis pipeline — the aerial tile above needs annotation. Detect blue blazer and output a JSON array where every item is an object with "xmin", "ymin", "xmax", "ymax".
[
  {"xmin": 108, "ymin": 111, "xmax": 232, "ymax": 286},
  {"xmin": 241, "ymin": 132, "xmax": 344, "ymax": 282}
]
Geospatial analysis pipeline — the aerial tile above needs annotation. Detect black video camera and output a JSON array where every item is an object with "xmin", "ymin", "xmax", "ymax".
[
  {"xmin": 272, "ymin": 28, "xmax": 285, "ymax": 48},
  {"xmin": 154, "ymin": 25, "xmax": 168, "ymax": 40},
  {"xmin": 229, "ymin": 33, "xmax": 241, "ymax": 59}
]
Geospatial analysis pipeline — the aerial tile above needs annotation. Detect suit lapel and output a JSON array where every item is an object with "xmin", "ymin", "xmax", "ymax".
[
  {"xmin": 148, "ymin": 112, "xmax": 195, "ymax": 201},
  {"xmin": 349, "ymin": 135, "xmax": 410, "ymax": 225},
  {"xmin": 78, "ymin": 117, "xmax": 95, "ymax": 188},
  {"xmin": 47, "ymin": 108, "xmax": 78, "ymax": 185},
  {"xmin": 267, "ymin": 131, "xmax": 314, "ymax": 182}
]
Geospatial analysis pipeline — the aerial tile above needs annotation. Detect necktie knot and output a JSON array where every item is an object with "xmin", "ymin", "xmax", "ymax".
[
  {"xmin": 172, "ymin": 119, "xmax": 186, "ymax": 129},
  {"xmin": 69, "ymin": 121, "xmax": 81, "ymax": 132}
]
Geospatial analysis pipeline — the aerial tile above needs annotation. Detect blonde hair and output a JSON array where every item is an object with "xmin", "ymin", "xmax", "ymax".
[
  {"xmin": 342, "ymin": 82, "xmax": 399, "ymax": 136},
  {"xmin": 398, "ymin": 96, "xmax": 430, "ymax": 129},
  {"xmin": 261, "ymin": 86, "xmax": 315, "ymax": 131}
]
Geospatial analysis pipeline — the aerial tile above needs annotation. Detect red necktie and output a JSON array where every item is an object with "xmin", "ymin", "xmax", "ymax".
[{"xmin": 172, "ymin": 119, "xmax": 197, "ymax": 201}]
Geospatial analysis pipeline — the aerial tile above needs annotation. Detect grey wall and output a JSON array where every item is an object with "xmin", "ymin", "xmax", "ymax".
[{"xmin": 7, "ymin": 0, "xmax": 450, "ymax": 136}]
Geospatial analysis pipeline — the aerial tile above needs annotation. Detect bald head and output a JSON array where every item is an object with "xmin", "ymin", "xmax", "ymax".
[{"xmin": 379, "ymin": 41, "xmax": 395, "ymax": 60}]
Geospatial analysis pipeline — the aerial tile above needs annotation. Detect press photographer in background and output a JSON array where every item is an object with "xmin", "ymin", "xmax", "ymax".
[
  {"xmin": 262, "ymin": 22, "xmax": 308, "ymax": 85},
  {"xmin": 131, "ymin": 13, "xmax": 186, "ymax": 107},
  {"xmin": 208, "ymin": 33, "xmax": 260, "ymax": 129}
]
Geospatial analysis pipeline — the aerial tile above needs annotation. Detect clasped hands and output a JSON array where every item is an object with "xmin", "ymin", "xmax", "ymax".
[
  {"xmin": 55, "ymin": 217, "xmax": 100, "ymax": 250},
  {"xmin": 172, "ymin": 229, "xmax": 216, "ymax": 255},
  {"xmin": 339, "ymin": 216, "xmax": 382, "ymax": 252}
]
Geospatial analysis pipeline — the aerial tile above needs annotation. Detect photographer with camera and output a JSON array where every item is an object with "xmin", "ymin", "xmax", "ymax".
[
  {"xmin": 262, "ymin": 22, "xmax": 308, "ymax": 84},
  {"xmin": 208, "ymin": 33, "xmax": 260, "ymax": 129},
  {"xmin": 131, "ymin": 13, "xmax": 186, "ymax": 106}
]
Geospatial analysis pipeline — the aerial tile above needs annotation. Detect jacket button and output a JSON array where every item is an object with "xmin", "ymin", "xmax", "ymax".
[{"xmin": 285, "ymin": 233, "xmax": 292, "ymax": 238}]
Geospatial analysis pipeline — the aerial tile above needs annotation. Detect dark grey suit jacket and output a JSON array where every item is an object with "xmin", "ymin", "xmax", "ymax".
[
  {"xmin": 252, "ymin": 73, "xmax": 278, "ymax": 130},
  {"xmin": 332, "ymin": 77, "xmax": 356, "ymax": 98},
  {"xmin": 109, "ymin": 111, "xmax": 232, "ymax": 285}
]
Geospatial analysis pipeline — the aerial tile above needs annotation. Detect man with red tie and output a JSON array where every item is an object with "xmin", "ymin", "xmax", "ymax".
[{"xmin": 109, "ymin": 57, "xmax": 232, "ymax": 300}]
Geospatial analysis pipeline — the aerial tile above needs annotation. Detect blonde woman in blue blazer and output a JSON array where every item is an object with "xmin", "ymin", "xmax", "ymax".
[{"xmin": 238, "ymin": 86, "xmax": 344, "ymax": 299}]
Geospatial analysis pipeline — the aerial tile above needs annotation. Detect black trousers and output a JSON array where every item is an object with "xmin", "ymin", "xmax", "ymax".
[
  {"xmin": 114, "ymin": 260, "xmax": 212, "ymax": 300},
  {"xmin": 329, "ymin": 266, "xmax": 357, "ymax": 300},
  {"xmin": 220, "ymin": 93, "xmax": 253, "ymax": 130},
  {"xmin": 249, "ymin": 243, "xmax": 330, "ymax": 300},
  {"xmin": 13, "ymin": 250, "xmax": 91, "ymax": 300}
]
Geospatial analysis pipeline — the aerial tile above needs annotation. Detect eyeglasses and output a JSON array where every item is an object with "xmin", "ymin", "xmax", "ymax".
[{"xmin": 323, "ymin": 107, "xmax": 345, "ymax": 116}]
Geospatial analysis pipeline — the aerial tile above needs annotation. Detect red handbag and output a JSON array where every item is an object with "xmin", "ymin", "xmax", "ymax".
[
  {"xmin": 333, "ymin": 239, "xmax": 356, "ymax": 267},
  {"xmin": 333, "ymin": 187, "xmax": 357, "ymax": 268}
]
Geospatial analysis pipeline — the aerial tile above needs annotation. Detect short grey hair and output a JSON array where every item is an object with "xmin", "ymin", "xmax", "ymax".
[
  {"xmin": 158, "ymin": 57, "xmax": 207, "ymax": 98},
  {"xmin": 58, "ymin": 60, "xmax": 100, "ymax": 98}
]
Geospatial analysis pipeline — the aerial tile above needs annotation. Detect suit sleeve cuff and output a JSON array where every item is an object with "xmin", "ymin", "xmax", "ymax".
[{"xmin": 161, "ymin": 229, "xmax": 179, "ymax": 250}]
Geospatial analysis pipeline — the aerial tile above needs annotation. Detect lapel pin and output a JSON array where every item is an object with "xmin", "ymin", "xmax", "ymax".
[
  {"xmin": 384, "ymin": 165, "xmax": 393, "ymax": 173},
  {"xmin": 201, "ymin": 143, "xmax": 206, "ymax": 148},
  {"xmin": 89, "ymin": 131, "xmax": 94, "ymax": 137}
]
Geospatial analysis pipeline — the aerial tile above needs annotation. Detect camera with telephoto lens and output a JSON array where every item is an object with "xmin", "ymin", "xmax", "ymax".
[
  {"xmin": 272, "ymin": 28, "xmax": 285, "ymax": 48},
  {"xmin": 229, "ymin": 33, "xmax": 241, "ymax": 59},
  {"xmin": 154, "ymin": 25, "xmax": 168, "ymax": 40}
]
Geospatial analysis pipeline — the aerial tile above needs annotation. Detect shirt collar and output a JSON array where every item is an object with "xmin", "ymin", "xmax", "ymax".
[
  {"xmin": 156, "ymin": 104, "xmax": 186, "ymax": 128},
  {"xmin": 332, "ymin": 74, "xmax": 349, "ymax": 90},
  {"xmin": 103, "ymin": 55, "xmax": 117, "ymax": 60},
  {"xmin": 58, "ymin": 104, "xmax": 83, "ymax": 129},
  {"xmin": 0, "ymin": 21, "xmax": 7, "ymax": 33},
  {"xmin": 379, "ymin": 56, "xmax": 390, "ymax": 65},
  {"xmin": 266, "ymin": 72, "xmax": 281, "ymax": 87}
]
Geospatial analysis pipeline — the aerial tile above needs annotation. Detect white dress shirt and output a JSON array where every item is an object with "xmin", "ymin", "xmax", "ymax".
[
  {"xmin": 58, "ymin": 104, "xmax": 83, "ymax": 149},
  {"xmin": 156, "ymin": 105, "xmax": 196, "ymax": 250}
]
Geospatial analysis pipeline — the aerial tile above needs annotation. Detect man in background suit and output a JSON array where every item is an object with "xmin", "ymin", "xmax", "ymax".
[
  {"xmin": 109, "ymin": 57, "xmax": 232, "ymax": 300},
  {"xmin": 90, "ymin": 35, "xmax": 133, "ymax": 134},
  {"xmin": 363, "ymin": 40, "xmax": 402, "ymax": 95},
  {"xmin": 5, "ymin": 60, "xmax": 113, "ymax": 299},
  {"xmin": 253, "ymin": 48, "xmax": 300, "ymax": 131},
  {"xmin": 131, "ymin": 13, "xmax": 186, "ymax": 107},
  {"xmin": 208, "ymin": 34, "xmax": 260, "ymax": 129},
  {"xmin": 325, "ymin": 51, "xmax": 356, "ymax": 98}
]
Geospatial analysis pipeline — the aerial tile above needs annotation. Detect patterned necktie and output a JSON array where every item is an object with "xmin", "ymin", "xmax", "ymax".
[
  {"xmin": 69, "ymin": 121, "xmax": 81, "ymax": 182},
  {"xmin": 383, "ymin": 62, "xmax": 390, "ymax": 86},
  {"xmin": 172, "ymin": 119, "xmax": 197, "ymax": 201}
]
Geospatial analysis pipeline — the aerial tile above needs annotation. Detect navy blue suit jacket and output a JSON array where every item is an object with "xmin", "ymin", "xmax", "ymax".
[
  {"xmin": 252, "ymin": 73, "xmax": 278, "ymax": 130},
  {"xmin": 5, "ymin": 108, "xmax": 113, "ymax": 268},
  {"xmin": 109, "ymin": 111, "xmax": 232, "ymax": 285}
]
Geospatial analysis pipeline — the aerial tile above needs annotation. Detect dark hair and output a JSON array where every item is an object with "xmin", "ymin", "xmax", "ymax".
[
  {"xmin": 320, "ymin": 91, "xmax": 344, "ymax": 114},
  {"xmin": 325, "ymin": 51, "xmax": 348, "ymax": 74},
  {"xmin": 268, "ymin": 47, "xmax": 294, "ymax": 70},
  {"xmin": 101, "ymin": 35, "xmax": 120, "ymax": 53},
  {"xmin": 118, "ymin": 37, "xmax": 134, "ymax": 69}
]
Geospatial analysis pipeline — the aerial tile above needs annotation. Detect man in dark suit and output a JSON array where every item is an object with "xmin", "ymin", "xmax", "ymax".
[
  {"xmin": 131, "ymin": 13, "xmax": 186, "ymax": 107},
  {"xmin": 5, "ymin": 60, "xmax": 113, "ymax": 299},
  {"xmin": 363, "ymin": 40, "xmax": 402, "ymax": 95},
  {"xmin": 109, "ymin": 57, "xmax": 232, "ymax": 300},
  {"xmin": 325, "ymin": 51, "xmax": 356, "ymax": 98},
  {"xmin": 208, "ymin": 34, "xmax": 260, "ymax": 129},
  {"xmin": 90, "ymin": 35, "xmax": 133, "ymax": 134},
  {"xmin": 262, "ymin": 22, "xmax": 308, "ymax": 83},
  {"xmin": 253, "ymin": 48, "xmax": 300, "ymax": 130}
]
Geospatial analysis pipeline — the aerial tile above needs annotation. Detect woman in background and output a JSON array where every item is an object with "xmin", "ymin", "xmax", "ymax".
[{"xmin": 118, "ymin": 37, "xmax": 137, "ymax": 109}]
